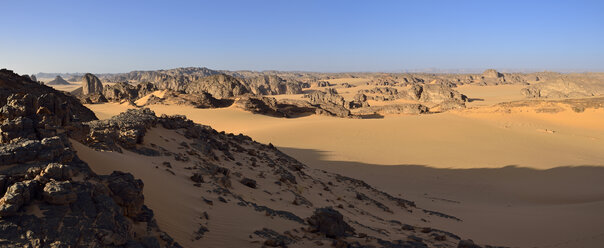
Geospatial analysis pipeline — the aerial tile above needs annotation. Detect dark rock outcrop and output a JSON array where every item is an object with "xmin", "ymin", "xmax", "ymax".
[
  {"xmin": 0, "ymin": 69, "xmax": 97, "ymax": 144},
  {"xmin": 307, "ymin": 207, "xmax": 355, "ymax": 238},
  {"xmin": 303, "ymin": 90, "xmax": 351, "ymax": 118},
  {"xmin": 0, "ymin": 69, "xmax": 179, "ymax": 247},
  {"xmin": 83, "ymin": 108, "xmax": 158, "ymax": 153},
  {"xmin": 103, "ymin": 67, "xmax": 220, "ymax": 91},
  {"xmin": 103, "ymin": 82, "xmax": 158, "ymax": 102},
  {"xmin": 184, "ymin": 74, "xmax": 249, "ymax": 99},
  {"xmin": 233, "ymin": 96, "xmax": 319, "ymax": 118},
  {"xmin": 80, "ymin": 92, "xmax": 108, "ymax": 104},
  {"xmin": 356, "ymin": 103, "xmax": 429, "ymax": 115}
]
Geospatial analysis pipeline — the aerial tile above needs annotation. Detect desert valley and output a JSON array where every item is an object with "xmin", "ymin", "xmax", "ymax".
[
  {"xmin": 2, "ymin": 1, "xmax": 604, "ymax": 247},
  {"xmin": 1, "ymin": 67, "xmax": 603, "ymax": 248}
]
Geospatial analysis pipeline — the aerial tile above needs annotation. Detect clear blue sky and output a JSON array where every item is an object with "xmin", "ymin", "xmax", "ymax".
[{"xmin": 1, "ymin": 0, "xmax": 603, "ymax": 74}]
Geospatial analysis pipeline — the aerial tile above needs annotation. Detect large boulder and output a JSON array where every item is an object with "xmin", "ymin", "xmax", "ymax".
[
  {"xmin": 307, "ymin": 207, "xmax": 355, "ymax": 238},
  {"xmin": 42, "ymin": 180, "xmax": 77, "ymax": 205},
  {"xmin": 81, "ymin": 73, "xmax": 103, "ymax": 95},
  {"xmin": 0, "ymin": 180, "xmax": 38, "ymax": 217}
]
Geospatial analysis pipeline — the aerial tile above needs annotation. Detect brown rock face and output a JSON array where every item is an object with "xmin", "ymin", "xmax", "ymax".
[
  {"xmin": 185, "ymin": 74, "xmax": 249, "ymax": 99},
  {"xmin": 81, "ymin": 73, "xmax": 103, "ymax": 95}
]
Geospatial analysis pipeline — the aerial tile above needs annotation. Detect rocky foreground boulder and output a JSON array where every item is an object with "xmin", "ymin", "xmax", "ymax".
[{"xmin": 0, "ymin": 69, "xmax": 179, "ymax": 247}]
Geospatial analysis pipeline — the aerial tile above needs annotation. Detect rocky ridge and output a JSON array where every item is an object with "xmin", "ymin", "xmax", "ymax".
[{"xmin": 0, "ymin": 69, "xmax": 180, "ymax": 247}]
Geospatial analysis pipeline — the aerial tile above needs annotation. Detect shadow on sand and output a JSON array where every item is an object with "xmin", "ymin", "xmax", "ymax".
[{"xmin": 278, "ymin": 146, "xmax": 604, "ymax": 205}]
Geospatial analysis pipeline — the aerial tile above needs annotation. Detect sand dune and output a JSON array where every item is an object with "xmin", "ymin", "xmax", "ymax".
[{"xmin": 86, "ymin": 102, "xmax": 604, "ymax": 169}]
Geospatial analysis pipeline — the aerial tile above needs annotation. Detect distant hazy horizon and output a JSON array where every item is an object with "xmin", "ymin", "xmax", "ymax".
[
  {"xmin": 2, "ymin": 0, "xmax": 603, "ymax": 75},
  {"xmin": 26, "ymin": 67, "xmax": 603, "ymax": 78}
]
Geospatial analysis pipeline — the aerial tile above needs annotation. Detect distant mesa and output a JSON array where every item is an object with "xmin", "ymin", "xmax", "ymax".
[
  {"xmin": 46, "ymin": 75, "xmax": 70, "ymax": 85},
  {"xmin": 482, "ymin": 69, "xmax": 503, "ymax": 79}
]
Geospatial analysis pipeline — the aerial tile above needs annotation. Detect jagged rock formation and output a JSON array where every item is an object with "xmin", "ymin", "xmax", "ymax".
[
  {"xmin": 315, "ymin": 81, "xmax": 331, "ymax": 87},
  {"xmin": 138, "ymin": 90, "xmax": 233, "ymax": 109},
  {"xmin": 360, "ymin": 84, "xmax": 467, "ymax": 105},
  {"xmin": 232, "ymin": 96, "xmax": 317, "ymax": 118},
  {"xmin": 81, "ymin": 73, "xmax": 103, "ymax": 95},
  {"xmin": 184, "ymin": 74, "xmax": 250, "ymax": 99},
  {"xmin": 521, "ymin": 74, "xmax": 604, "ymax": 98},
  {"xmin": 0, "ymin": 69, "xmax": 97, "ymax": 143},
  {"xmin": 245, "ymin": 75, "xmax": 303, "ymax": 95},
  {"xmin": 0, "ymin": 69, "xmax": 179, "ymax": 247},
  {"xmin": 46, "ymin": 76, "xmax": 69, "ymax": 85},
  {"xmin": 80, "ymin": 92, "xmax": 108, "ymax": 104},
  {"xmin": 420, "ymin": 84, "xmax": 468, "ymax": 104},
  {"xmin": 76, "ymin": 108, "xmax": 484, "ymax": 247},
  {"xmin": 103, "ymin": 67, "xmax": 221, "ymax": 90},
  {"xmin": 303, "ymin": 90, "xmax": 352, "ymax": 118},
  {"xmin": 355, "ymin": 103, "xmax": 430, "ymax": 115},
  {"xmin": 103, "ymin": 82, "xmax": 158, "ymax": 102}
]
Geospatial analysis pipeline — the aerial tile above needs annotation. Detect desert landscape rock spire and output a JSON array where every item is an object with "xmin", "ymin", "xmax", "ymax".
[{"xmin": 82, "ymin": 73, "xmax": 103, "ymax": 95}]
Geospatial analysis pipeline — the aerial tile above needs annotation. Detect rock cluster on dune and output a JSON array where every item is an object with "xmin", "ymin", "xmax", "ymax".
[{"xmin": 0, "ymin": 69, "xmax": 180, "ymax": 247}]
